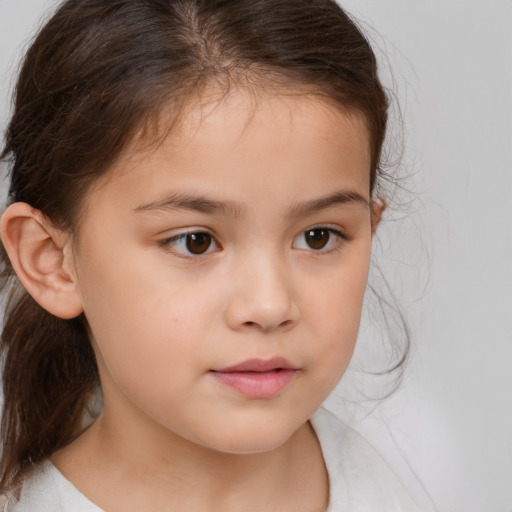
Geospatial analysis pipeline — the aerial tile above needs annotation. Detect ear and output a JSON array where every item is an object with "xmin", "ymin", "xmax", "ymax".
[
  {"xmin": 0, "ymin": 202, "xmax": 83, "ymax": 319},
  {"xmin": 370, "ymin": 197, "xmax": 386, "ymax": 235}
]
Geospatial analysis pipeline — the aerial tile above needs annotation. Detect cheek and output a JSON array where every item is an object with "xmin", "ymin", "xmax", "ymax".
[
  {"xmin": 302, "ymin": 244, "xmax": 371, "ymax": 372},
  {"xmin": 76, "ymin": 244, "xmax": 226, "ymax": 394},
  {"xmin": 85, "ymin": 290, "xmax": 208, "ymax": 422}
]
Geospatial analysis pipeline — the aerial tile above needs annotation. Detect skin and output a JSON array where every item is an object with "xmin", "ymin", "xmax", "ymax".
[{"xmin": 1, "ymin": 89, "xmax": 381, "ymax": 511}]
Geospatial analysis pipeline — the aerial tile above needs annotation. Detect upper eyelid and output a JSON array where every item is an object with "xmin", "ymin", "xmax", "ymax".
[
  {"xmin": 160, "ymin": 227, "xmax": 217, "ymax": 240},
  {"xmin": 292, "ymin": 226, "xmax": 349, "ymax": 252},
  {"xmin": 159, "ymin": 225, "xmax": 347, "ymax": 239},
  {"xmin": 159, "ymin": 231, "xmax": 221, "ymax": 259},
  {"xmin": 300, "ymin": 225, "xmax": 348, "ymax": 238}
]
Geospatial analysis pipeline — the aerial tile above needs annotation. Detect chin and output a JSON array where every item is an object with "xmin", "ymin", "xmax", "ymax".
[
  {"xmin": 192, "ymin": 412, "xmax": 307, "ymax": 455},
  {"xmin": 206, "ymin": 433, "xmax": 293, "ymax": 455}
]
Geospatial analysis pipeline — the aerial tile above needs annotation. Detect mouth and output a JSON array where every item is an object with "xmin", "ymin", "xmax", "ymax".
[{"xmin": 210, "ymin": 358, "xmax": 299, "ymax": 399}]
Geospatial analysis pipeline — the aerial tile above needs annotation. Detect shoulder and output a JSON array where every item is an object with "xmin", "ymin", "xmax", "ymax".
[
  {"xmin": 310, "ymin": 407, "xmax": 420, "ymax": 512},
  {"xmin": 6, "ymin": 461, "xmax": 103, "ymax": 512}
]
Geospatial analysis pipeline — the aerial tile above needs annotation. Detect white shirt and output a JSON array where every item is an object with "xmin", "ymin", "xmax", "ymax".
[
  {"xmin": 7, "ymin": 408, "xmax": 419, "ymax": 511},
  {"xmin": 310, "ymin": 408, "xmax": 419, "ymax": 511}
]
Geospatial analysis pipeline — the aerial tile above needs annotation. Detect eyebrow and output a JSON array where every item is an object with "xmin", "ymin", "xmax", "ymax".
[
  {"xmin": 133, "ymin": 192, "xmax": 245, "ymax": 217},
  {"xmin": 133, "ymin": 190, "xmax": 369, "ymax": 218},
  {"xmin": 289, "ymin": 190, "xmax": 370, "ymax": 217}
]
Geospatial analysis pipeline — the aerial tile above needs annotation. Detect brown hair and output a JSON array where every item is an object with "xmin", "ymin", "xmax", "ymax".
[{"xmin": 0, "ymin": 0, "xmax": 391, "ymax": 491}]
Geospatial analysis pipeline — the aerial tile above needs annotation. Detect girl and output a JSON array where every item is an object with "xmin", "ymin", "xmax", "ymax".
[{"xmin": 0, "ymin": 0, "xmax": 419, "ymax": 510}]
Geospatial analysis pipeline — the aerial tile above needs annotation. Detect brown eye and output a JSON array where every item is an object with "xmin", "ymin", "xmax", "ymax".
[
  {"xmin": 162, "ymin": 231, "xmax": 220, "ymax": 258},
  {"xmin": 305, "ymin": 228, "xmax": 330, "ymax": 250},
  {"xmin": 185, "ymin": 233, "xmax": 212, "ymax": 254}
]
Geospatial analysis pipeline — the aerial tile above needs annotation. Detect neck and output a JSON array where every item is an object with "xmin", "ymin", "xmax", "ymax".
[{"xmin": 52, "ymin": 407, "xmax": 329, "ymax": 512}]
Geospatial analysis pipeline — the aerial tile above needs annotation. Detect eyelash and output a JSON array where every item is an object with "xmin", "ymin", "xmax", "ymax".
[
  {"xmin": 159, "ymin": 231, "xmax": 221, "ymax": 259},
  {"xmin": 159, "ymin": 226, "xmax": 349, "ymax": 259},
  {"xmin": 292, "ymin": 227, "xmax": 348, "ymax": 254}
]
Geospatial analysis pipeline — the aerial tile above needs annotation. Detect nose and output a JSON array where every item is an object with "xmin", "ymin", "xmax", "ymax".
[{"xmin": 224, "ymin": 252, "xmax": 300, "ymax": 333}]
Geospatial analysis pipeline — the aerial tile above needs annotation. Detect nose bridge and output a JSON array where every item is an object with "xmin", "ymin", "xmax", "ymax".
[{"xmin": 225, "ymin": 245, "xmax": 298, "ymax": 332}]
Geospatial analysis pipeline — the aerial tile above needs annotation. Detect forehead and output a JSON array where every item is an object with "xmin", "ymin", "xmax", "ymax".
[{"xmin": 87, "ymin": 88, "xmax": 372, "ymax": 211}]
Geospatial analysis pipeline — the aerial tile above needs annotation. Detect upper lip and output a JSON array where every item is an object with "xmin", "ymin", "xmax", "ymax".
[{"xmin": 213, "ymin": 357, "xmax": 297, "ymax": 373}]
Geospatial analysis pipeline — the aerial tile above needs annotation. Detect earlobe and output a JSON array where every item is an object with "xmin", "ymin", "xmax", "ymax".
[
  {"xmin": 0, "ymin": 202, "xmax": 83, "ymax": 319},
  {"xmin": 370, "ymin": 197, "xmax": 386, "ymax": 234}
]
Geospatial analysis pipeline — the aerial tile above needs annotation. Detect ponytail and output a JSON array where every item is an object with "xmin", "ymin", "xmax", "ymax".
[{"xmin": 0, "ymin": 244, "xmax": 98, "ymax": 491}]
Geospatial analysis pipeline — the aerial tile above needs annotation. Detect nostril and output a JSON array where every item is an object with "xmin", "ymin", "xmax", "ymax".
[{"xmin": 242, "ymin": 319, "xmax": 294, "ymax": 331}]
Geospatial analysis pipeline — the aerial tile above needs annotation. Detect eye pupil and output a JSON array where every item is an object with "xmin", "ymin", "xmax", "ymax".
[
  {"xmin": 186, "ymin": 233, "xmax": 212, "ymax": 254},
  {"xmin": 305, "ymin": 229, "xmax": 329, "ymax": 250}
]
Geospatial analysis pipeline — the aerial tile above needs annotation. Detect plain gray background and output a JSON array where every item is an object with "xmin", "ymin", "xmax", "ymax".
[{"xmin": 0, "ymin": 1, "xmax": 511, "ymax": 511}]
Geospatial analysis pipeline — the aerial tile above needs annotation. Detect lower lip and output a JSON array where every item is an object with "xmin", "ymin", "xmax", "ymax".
[{"xmin": 210, "ymin": 369, "xmax": 297, "ymax": 399}]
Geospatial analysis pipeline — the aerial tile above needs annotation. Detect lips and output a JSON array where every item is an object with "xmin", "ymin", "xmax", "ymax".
[
  {"xmin": 210, "ymin": 357, "xmax": 298, "ymax": 399},
  {"xmin": 215, "ymin": 357, "xmax": 296, "ymax": 373}
]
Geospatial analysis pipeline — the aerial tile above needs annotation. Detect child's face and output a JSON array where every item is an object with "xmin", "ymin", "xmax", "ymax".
[{"xmin": 73, "ymin": 89, "xmax": 375, "ymax": 453}]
